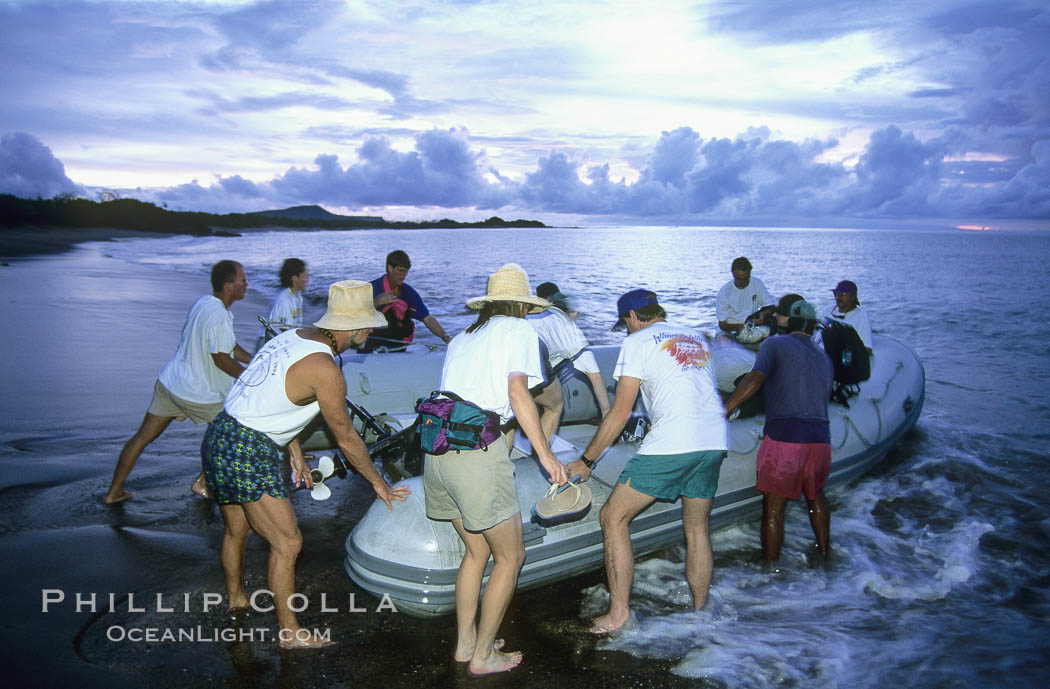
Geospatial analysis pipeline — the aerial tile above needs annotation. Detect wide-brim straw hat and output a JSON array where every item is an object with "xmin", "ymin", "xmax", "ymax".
[
  {"xmin": 313, "ymin": 280, "xmax": 388, "ymax": 331},
  {"xmin": 466, "ymin": 263, "xmax": 550, "ymax": 313}
]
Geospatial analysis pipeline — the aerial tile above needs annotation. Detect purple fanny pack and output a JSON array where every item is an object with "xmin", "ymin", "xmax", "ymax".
[{"xmin": 415, "ymin": 391, "xmax": 502, "ymax": 455}]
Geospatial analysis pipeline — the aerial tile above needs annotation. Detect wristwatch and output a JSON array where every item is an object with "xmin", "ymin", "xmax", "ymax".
[{"xmin": 580, "ymin": 455, "xmax": 596, "ymax": 469}]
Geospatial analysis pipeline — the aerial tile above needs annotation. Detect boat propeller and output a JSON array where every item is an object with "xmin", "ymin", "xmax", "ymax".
[{"xmin": 303, "ymin": 453, "xmax": 349, "ymax": 501}]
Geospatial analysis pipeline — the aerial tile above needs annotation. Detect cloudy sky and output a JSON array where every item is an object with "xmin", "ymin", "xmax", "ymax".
[{"xmin": 1, "ymin": 0, "xmax": 1048, "ymax": 228}]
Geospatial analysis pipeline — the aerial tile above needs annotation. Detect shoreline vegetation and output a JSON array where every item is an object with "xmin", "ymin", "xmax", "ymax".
[{"xmin": 0, "ymin": 194, "xmax": 547, "ymax": 258}]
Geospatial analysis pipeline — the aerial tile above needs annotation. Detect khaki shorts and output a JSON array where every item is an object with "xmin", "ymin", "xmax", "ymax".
[
  {"xmin": 148, "ymin": 380, "xmax": 223, "ymax": 424},
  {"xmin": 423, "ymin": 436, "xmax": 519, "ymax": 532}
]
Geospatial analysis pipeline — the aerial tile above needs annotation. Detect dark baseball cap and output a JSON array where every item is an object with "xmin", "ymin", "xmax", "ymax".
[
  {"xmin": 775, "ymin": 293, "xmax": 816, "ymax": 320},
  {"xmin": 832, "ymin": 280, "xmax": 858, "ymax": 294},
  {"xmin": 612, "ymin": 289, "xmax": 658, "ymax": 330}
]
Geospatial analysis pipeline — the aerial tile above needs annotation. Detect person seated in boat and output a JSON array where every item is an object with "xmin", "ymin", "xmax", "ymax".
[
  {"xmin": 256, "ymin": 258, "xmax": 310, "ymax": 349},
  {"xmin": 104, "ymin": 260, "xmax": 253, "ymax": 504},
  {"xmin": 536, "ymin": 281, "xmax": 578, "ymax": 320},
  {"xmin": 716, "ymin": 256, "xmax": 775, "ymax": 335},
  {"xmin": 566, "ymin": 289, "xmax": 728, "ymax": 634},
  {"xmin": 518, "ymin": 281, "xmax": 611, "ymax": 441},
  {"xmin": 821, "ymin": 280, "xmax": 872, "ymax": 356},
  {"xmin": 202, "ymin": 280, "xmax": 409, "ymax": 649},
  {"xmin": 424, "ymin": 263, "xmax": 567, "ymax": 676},
  {"xmin": 722, "ymin": 294, "xmax": 834, "ymax": 561},
  {"xmin": 362, "ymin": 249, "xmax": 451, "ymax": 352}
]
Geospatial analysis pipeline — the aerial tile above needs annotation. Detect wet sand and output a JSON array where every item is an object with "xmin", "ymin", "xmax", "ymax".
[{"xmin": 0, "ymin": 241, "xmax": 706, "ymax": 688}]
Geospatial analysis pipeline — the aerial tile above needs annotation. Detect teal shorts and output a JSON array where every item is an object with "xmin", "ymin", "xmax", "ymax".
[{"xmin": 618, "ymin": 450, "xmax": 726, "ymax": 501}]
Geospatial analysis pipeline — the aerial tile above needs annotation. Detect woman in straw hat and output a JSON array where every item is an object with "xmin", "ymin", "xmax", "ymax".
[
  {"xmin": 202, "ymin": 280, "xmax": 410, "ymax": 649},
  {"xmin": 425, "ymin": 263, "xmax": 568, "ymax": 676}
]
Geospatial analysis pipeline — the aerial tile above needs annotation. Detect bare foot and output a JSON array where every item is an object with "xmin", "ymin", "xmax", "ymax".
[
  {"xmin": 279, "ymin": 631, "xmax": 335, "ymax": 649},
  {"xmin": 103, "ymin": 490, "xmax": 132, "ymax": 505},
  {"xmin": 190, "ymin": 474, "xmax": 211, "ymax": 499},
  {"xmin": 467, "ymin": 648, "xmax": 523, "ymax": 677},
  {"xmin": 588, "ymin": 610, "xmax": 631, "ymax": 634},
  {"xmin": 454, "ymin": 637, "xmax": 504, "ymax": 662}
]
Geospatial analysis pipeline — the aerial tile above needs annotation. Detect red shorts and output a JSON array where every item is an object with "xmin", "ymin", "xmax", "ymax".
[{"xmin": 755, "ymin": 436, "xmax": 831, "ymax": 500}]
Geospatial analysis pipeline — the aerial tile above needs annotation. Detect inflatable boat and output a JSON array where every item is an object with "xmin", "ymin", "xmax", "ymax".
[{"xmin": 334, "ymin": 334, "xmax": 924, "ymax": 618}]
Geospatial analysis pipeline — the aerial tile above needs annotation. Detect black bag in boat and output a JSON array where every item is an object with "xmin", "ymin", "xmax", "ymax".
[{"xmin": 822, "ymin": 320, "xmax": 870, "ymax": 385}]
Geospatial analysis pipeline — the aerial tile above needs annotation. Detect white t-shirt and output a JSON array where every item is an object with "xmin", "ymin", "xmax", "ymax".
[
  {"xmin": 158, "ymin": 295, "xmax": 237, "ymax": 404},
  {"xmin": 715, "ymin": 277, "xmax": 774, "ymax": 325},
  {"xmin": 269, "ymin": 287, "xmax": 304, "ymax": 326},
  {"xmin": 526, "ymin": 308, "xmax": 598, "ymax": 373},
  {"xmin": 440, "ymin": 316, "xmax": 544, "ymax": 424},
  {"xmin": 614, "ymin": 321, "xmax": 728, "ymax": 455},
  {"xmin": 821, "ymin": 303, "xmax": 872, "ymax": 350},
  {"xmin": 258, "ymin": 287, "xmax": 304, "ymax": 340},
  {"xmin": 225, "ymin": 329, "xmax": 331, "ymax": 446}
]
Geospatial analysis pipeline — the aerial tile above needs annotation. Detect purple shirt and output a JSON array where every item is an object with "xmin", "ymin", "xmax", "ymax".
[{"xmin": 753, "ymin": 333, "xmax": 833, "ymax": 443}]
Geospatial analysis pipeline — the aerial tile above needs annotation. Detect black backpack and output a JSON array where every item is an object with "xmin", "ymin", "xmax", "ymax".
[
  {"xmin": 822, "ymin": 320, "xmax": 870, "ymax": 385},
  {"xmin": 822, "ymin": 321, "xmax": 870, "ymax": 407}
]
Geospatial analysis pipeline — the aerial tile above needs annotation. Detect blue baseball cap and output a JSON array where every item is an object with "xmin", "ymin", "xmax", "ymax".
[{"xmin": 612, "ymin": 289, "xmax": 658, "ymax": 330}]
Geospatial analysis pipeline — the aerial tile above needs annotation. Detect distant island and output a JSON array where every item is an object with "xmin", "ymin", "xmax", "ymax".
[{"xmin": 0, "ymin": 194, "xmax": 546, "ymax": 235}]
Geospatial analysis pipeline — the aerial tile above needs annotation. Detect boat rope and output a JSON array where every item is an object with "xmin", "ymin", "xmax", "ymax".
[
  {"xmin": 842, "ymin": 396, "xmax": 883, "ymax": 449},
  {"xmin": 832, "ymin": 410, "xmax": 851, "ymax": 449},
  {"xmin": 729, "ymin": 428, "xmax": 764, "ymax": 456},
  {"xmin": 874, "ymin": 360, "xmax": 904, "ymax": 401}
]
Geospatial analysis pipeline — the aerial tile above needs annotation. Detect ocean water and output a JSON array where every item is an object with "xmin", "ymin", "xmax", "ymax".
[{"xmin": 18, "ymin": 226, "xmax": 1050, "ymax": 687}]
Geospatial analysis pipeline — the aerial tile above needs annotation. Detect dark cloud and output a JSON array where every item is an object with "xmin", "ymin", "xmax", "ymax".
[
  {"xmin": 646, "ymin": 127, "xmax": 700, "ymax": 189},
  {"xmin": 142, "ymin": 125, "xmax": 1046, "ymax": 222},
  {"xmin": 211, "ymin": 0, "xmax": 345, "ymax": 52},
  {"xmin": 188, "ymin": 90, "xmax": 358, "ymax": 116},
  {"xmin": 266, "ymin": 127, "xmax": 500, "ymax": 208},
  {"xmin": 704, "ymin": 0, "xmax": 890, "ymax": 45},
  {"xmin": 8, "ymin": 123, "xmax": 1048, "ymax": 224},
  {"xmin": 0, "ymin": 132, "xmax": 80, "ymax": 199},
  {"xmin": 923, "ymin": 1, "xmax": 1044, "ymax": 35},
  {"xmin": 908, "ymin": 88, "xmax": 970, "ymax": 98},
  {"xmin": 846, "ymin": 125, "xmax": 944, "ymax": 216}
]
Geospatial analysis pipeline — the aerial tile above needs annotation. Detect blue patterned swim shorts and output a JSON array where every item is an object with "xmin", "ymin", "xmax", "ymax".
[{"xmin": 201, "ymin": 410, "xmax": 288, "ymax": 505}]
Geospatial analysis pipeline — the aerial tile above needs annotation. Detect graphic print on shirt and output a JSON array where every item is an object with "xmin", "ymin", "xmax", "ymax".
[
  {"xmin": 225, "ymin": 349, "xmax": 274, "ymax": 406},
  {"xmin": 657, "ymin": 334, "xmax": 710, "ymax": 370}
]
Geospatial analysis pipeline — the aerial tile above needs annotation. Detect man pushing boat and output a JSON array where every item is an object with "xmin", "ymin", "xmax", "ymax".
[
  {"xmin": 201, "ymin": 280, "xmax": 409, "ymax": 648},
  {"xmin": 104, "ymin": 260, "xmax": 253, "ymax": 504},
  {"xmin": 566, "ymin": 289, "xmax": 728, "ymax": 634},
  {"xmin": 722, "ymin": 294, "xmax": 834, "ymax": 561}
]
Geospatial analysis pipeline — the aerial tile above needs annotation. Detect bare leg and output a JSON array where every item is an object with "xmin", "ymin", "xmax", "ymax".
[
  {"xmin": 240, "ymin": 494, "xmax": 328, "ymax": 648},
  {"xmin": 806, "ymin": 491, "xmax": 830, "ymax": 555},
  {"xmin": 681, "ymin": 497, "xmax": 714, "ymax": 610},
  {"xmin": 591, "ymin": 480, "xmax": 655, "ymax": 633},
  {"xmin": 218, "ymin": 504, "xmax": 253, "ymax": 609},
  {"xmin": 104, "ymin": 412, "xmax": 174, "ymax": 503},
  {"xmin": 453, "ymin": 515, "xmax": 526, "ymax": 676},
  {"xmin": 533, "ymin": 380, "xmax": 564, "ymax": 442},
  {"xmin": 761, "ymin": 492, "xmax": 789, "ymax": 561},
  {"xmin": 584, "ymin": 371, "xmax": 611, "ymax": 417},
  {"xmin": 450, "ymin": 518, "xmax": 491, "ymax": 662}
]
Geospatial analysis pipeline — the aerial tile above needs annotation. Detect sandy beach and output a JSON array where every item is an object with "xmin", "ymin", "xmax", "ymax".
[{"xmin": 0, "ymin": 237, "xmax": 702, "ymax": 689}]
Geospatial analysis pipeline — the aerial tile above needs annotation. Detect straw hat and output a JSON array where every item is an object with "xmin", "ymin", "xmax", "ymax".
[
  {"xmin": 313, "ymin": 280, "xmax": 388, "ymax": 331},
  {"xmin": 466, "ymin": 263, "xmax": 550, "ymax": 313}
]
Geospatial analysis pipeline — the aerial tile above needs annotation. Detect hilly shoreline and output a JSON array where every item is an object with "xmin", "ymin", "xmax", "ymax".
[{"xmin": 0, "ymin": 194, "xmax": 547, "ymax": 258}]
